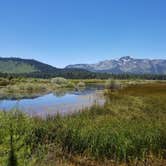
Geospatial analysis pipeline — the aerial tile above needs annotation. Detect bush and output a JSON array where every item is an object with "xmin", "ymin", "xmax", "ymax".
[
  {"xmin": 77, "ymin": 81, "xmax": 85, "ymax": 87},
  {"xmin": 105, "ymin": 79, "xmax": 121, "ymax": 90},
  {"xmin": 0, "ymin": 78, "xmax": 10, "ymax": 86},
  {"xmin": 51, "ymin": 77, "xmax": 76, "ymax": 88},
  {"xmin": 65, "ymin": 82, "xmax": 75, "ymax": 88},
  {"xmin": 51, "ymin": 77, "xmax": 68, "ymax": 85}
]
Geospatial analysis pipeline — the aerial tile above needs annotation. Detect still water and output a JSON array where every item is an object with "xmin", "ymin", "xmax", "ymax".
[{"xmin": 0, "ymin": 86, "xmax": 105, "ymax": 116}]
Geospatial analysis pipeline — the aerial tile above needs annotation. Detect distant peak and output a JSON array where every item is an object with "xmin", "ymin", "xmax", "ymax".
[{"xmin": 119, "ymin": 56, "xmax": 133, "ymax": 61}]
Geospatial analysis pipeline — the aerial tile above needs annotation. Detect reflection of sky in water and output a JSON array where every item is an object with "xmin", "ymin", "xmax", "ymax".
[
  {"xmin": 0, "ymin": 87, "xmax": 105, "ymax": 116},
  {"xmin": 0, "ymin": 93, "xmax": 77, "ymax": 110}
]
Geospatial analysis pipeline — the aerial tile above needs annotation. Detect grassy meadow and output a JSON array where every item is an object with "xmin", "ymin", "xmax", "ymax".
[{"xmin": 0, "ymin": 80, "xmax": 166, "ymax": 165}]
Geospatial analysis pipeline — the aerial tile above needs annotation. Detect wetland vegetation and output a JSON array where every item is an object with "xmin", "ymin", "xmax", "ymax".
[
  {"xmin": 0, "ymin": 77, "xmax": 96, "ymax": 99},
  {"xmin": 0, "ymin": 78, "xmax": 166, "ymax": 166}
]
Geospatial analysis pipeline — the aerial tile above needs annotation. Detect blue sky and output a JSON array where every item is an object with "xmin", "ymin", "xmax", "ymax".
[{"xmin": 0, "ymin": 0, "xmax": 166, "ymax": 67}]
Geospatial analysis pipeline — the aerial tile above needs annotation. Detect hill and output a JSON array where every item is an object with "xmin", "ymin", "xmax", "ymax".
[
  {"xmin": 0, "ymin": 57, "xmax": 58, "ymax": 74},
  {"xmin": 0, "ymin": 57, "xmax": 99, "ymax": 79}
]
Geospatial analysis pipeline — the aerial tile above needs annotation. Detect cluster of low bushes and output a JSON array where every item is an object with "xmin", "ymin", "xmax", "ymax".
[
  {"xmin": 0, "ymin": 77, "xmax": 87, "ymax": 99},
  {"xmin": 0, "ymin": 83, "xmax": 48, "ymax": 96},
  {"xmin": 51, "ymin": 77, "xmax": 85, "ymax": 89},
  {"xmin": 0, "ymin": 79, "xmax": 49, "ymax": 99},
  {"xmin": 7, "ymin": 83, "xmax": 47, "ymax": 92}
]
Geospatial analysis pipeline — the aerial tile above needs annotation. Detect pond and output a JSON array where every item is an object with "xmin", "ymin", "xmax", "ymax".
[{"xmin": 0, "ymin": 85, "xmax": 105, "ymax": 116}]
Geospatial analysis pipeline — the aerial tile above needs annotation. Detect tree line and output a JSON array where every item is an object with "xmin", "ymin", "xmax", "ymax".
[{"xmin": 0, "ymin": 71, "xmax": 166, "ymax": 80}]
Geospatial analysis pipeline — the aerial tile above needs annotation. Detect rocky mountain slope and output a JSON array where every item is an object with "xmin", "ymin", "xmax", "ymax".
[{"xmin": 66, "ymin": 56, "xmax": 166, "ymax": 74}]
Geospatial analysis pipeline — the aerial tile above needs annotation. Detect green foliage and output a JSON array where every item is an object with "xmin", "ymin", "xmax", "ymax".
[
  {"xmin": 0, "ymin": 83, "xmax": 166, "ymax": 165},
  {"xmin": 0, "ymin": 78, "xmax": 50, "ymax": 99},
  {"xmin": 51, "ymin": 77, "xmax": 68, "ymax": 84},
  {"xmin": 0, "ymin": 110, "xmax": 34, "ymax": 165},
  {"xmin": 0, "ymin": 78, "xmax": 10, "ymax": 86},
  {"xmin": 51, "ymin": 77, "xmax": 76, "ymax": 89},
  {"xmin": 105, "ymin": 79, "xmax": 121, "ymax": 90},
  {"xmin": 77, "ymin": 81, "xmax": 85, "ymax": 87}
]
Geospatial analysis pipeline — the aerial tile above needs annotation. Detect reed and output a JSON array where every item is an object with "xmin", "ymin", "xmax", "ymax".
[{"xmin": 0, "ymin": 83, "xmax": 166, "ymax": 165}]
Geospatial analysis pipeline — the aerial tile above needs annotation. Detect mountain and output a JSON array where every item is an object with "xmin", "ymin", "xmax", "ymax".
[
  {"xmin": 1, "ymin": 56, "xmax": 166, "ymax": 80},
  {"xmin": 66, "ymin": 56, "xmax": 166, "ymax": 74},
  {"xmin": 0, "ymin": 57, "xmax": 58, "ymax": 74},
  {"xmin": 0, "ymin": 57, "xmax": 98, "ymax": 79}
]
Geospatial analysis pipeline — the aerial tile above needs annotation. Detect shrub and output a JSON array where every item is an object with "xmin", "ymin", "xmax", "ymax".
[
  {"xmin": 51, "ymin": 77, "xmax": 76, "ymax": 88},
  {"xmin": 77, "ymin": 81, "xmax": 85, "ymax": 87},
  {"xmin": 51, "ymin": 77, "xmax": 68, "ymax": 85},
  {"xmin": 0, "ymin": 78, "xmax": 10, "ymax": 86},
  {"xmin": 66, "ymin": 82, "xmax": 75, "ymax": 88},
  {"xmin": 105, "ymin": 79, "xmax": 121, "ymax": 91}
]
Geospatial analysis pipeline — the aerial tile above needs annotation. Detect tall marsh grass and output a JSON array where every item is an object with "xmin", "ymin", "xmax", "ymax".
[{"xmin": 0, "ymin": 83, "xmax": 166, "ymax": 165}]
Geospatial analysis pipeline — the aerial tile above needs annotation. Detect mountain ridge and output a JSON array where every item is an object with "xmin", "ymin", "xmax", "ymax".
[
  {"xmin": 66, "ymin": 56, "xmax": 166, "ymax": 74},
  {"xmin": 0, "ymin": 57, "xmax": 58, "ymax": 73},
  {"xmin": 0, "ymin": 57, "xmax": 97, "ymax": 79},
  {"xmin": 1, "ymin": 56, "xmax": 166, "ymax": 78}
]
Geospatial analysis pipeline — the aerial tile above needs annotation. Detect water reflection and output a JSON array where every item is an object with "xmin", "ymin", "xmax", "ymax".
[{"xmin": 0, "ymin": 85, "xmax": 105, "ymax": 116}]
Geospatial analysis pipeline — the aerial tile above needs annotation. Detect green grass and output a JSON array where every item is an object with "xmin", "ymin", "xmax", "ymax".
[{"xmin": 0, "ymin": 82, "xmax": 166, "ymax": 165}]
